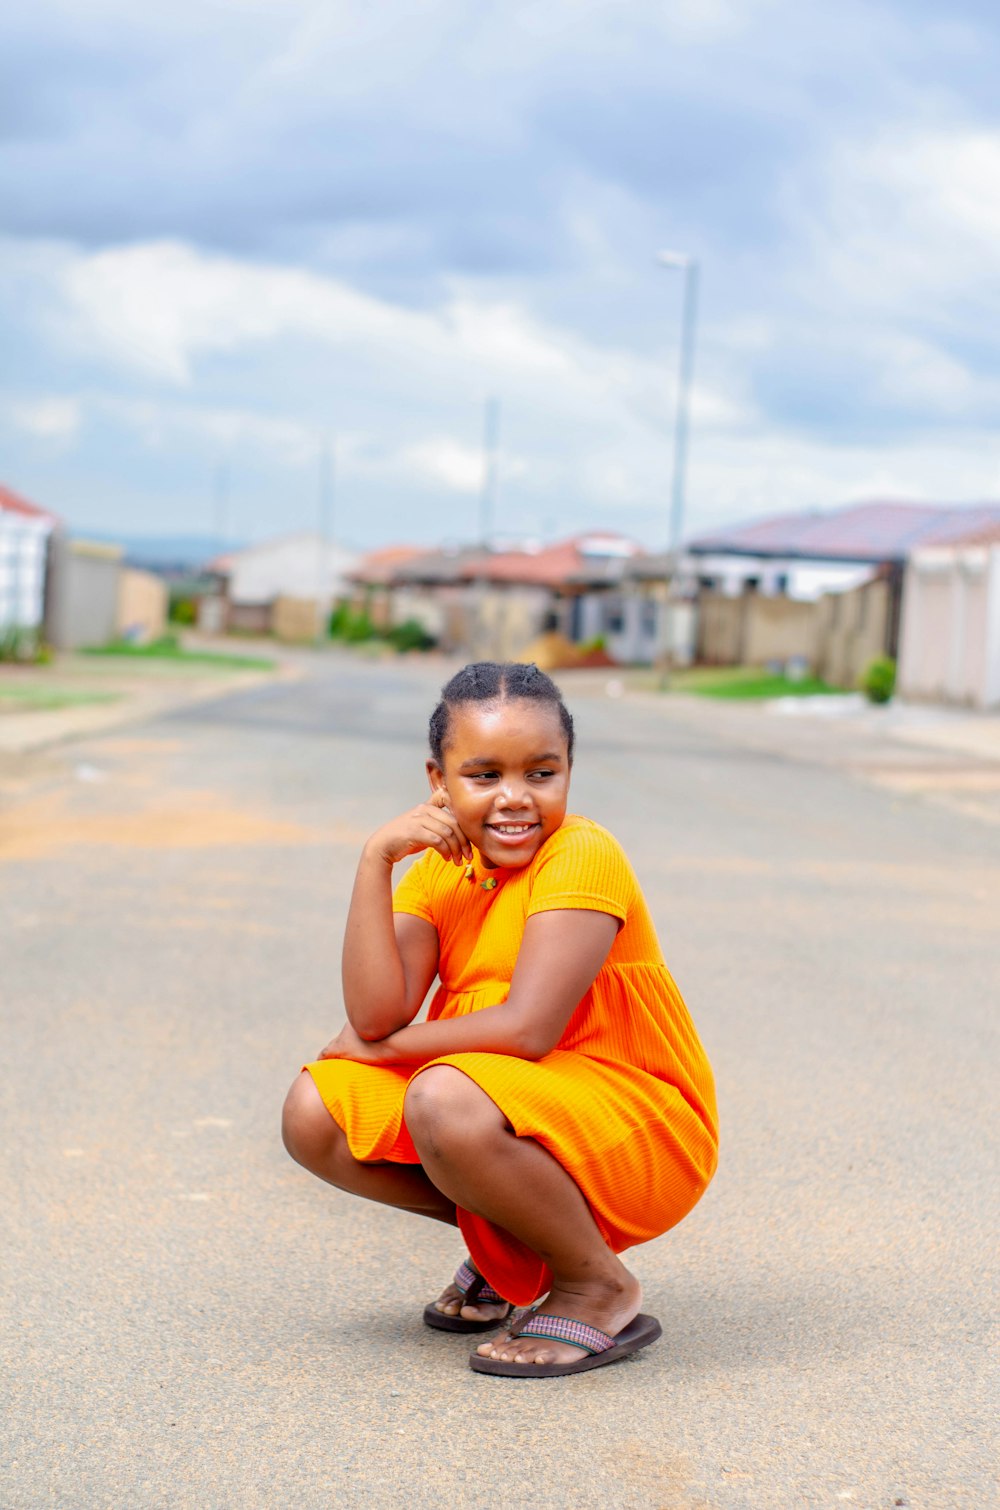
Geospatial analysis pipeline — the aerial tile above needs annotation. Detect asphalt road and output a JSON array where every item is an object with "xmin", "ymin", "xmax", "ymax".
[{"xmin": 2, "ymin": 652, "xmax": 997, "ymax": 1509}]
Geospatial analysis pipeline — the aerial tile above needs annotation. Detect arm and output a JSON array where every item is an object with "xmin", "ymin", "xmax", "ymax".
[
  {"xmin": 341, "ymin": 791, "xmax": 471, "ymax": 1040},
  {"xmin": 324, "ymin": 908, "xmax": 619, "ymax": 1065}
]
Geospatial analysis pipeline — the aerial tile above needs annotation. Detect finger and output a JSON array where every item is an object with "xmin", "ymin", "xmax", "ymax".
[
  {"xmin": 420, "ymin": 815, "xmax": 464, "ymax": 865},
  {"xmin": 452, "ymin": 821, "xmax": 473, "ymax": 861},
  {"xmin": 438, "ymin": 811, "xmax": 472, "ymax": 863}
]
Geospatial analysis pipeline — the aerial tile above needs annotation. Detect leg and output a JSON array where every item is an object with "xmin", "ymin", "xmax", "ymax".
[
  {"xmin": 281, "ymin": 1071, "xmax": 456, "ymax": 1223},
  {"xmin": 282, "ymin": 1073, "xmax": 509, "ymax": 1324},
  {"xmin": 403, "ymin": 1067, "xmax": 643, "ymax": 1366}
]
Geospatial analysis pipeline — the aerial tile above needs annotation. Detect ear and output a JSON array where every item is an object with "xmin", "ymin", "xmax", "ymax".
[{"xmin": 426, "ymin": 759, "xmax": 446, "ymax": 794}]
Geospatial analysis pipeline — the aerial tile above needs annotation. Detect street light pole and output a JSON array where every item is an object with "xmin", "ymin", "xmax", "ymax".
[
  {"xmin": 658, "ymin": 251, "xmax": 699, "ymax": 552},
  {"xmin": 479, "ymin": 396, "xmax": 500, "ymax": 547}
]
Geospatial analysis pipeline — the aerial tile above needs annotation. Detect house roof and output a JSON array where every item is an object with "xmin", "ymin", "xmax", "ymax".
[
  {"xmin": 205, "ymin": 531, "xmax": 355, "ymax": 573},
  {"xmin": 915, "ymin": 519, "xmax": 1000, "ymax": 551},
  {"xmin": 350, "ymin": 545, "xmax": 435, "ymax": 586},
  {"xmin": 469, "ymin": 533, "xmax": 644, "ymax": 589},
  {"xmin": 0, "ymin": 482, "xmax": 59, "ymax": 525},
  {"xmin": 393, "ymin": 546, "xmax": 492, "ymax": 585},
  {"xmin": 353, "ymin": 532, "xmax": 646, "ymax": 589},
  {"xmin": 687, "ymin": 501, "xmax": 1000, "ymax": 564}
]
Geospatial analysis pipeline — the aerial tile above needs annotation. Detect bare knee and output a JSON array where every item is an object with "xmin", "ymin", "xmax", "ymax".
[
  {"xmin": 282, "ymin": 1072, "xmax": 345, "ymax": 1171},
  {"xmin": 403, "ymin": 1067, "xmax": 505, "ymax": 1158}
]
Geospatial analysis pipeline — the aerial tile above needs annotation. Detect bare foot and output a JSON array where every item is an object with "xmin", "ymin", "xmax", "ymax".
[
  {"xmin": 434, "ymin": 1280, "xmax": 510, "ymax": 1325},
  {"xmin": 474, "ymin": 1263, "xmax": 641, "ymax": 1367}
]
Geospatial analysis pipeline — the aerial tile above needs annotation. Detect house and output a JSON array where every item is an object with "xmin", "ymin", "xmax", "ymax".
[
  {"xmin": 402, "ymin": 534, "xmax": 649, "ymax": 661},
  {"xmin": 686, "ymin": 500, "xmax": 1000, "ymax": 602},
  {"xmin": 897, "ymin": 522, "xmax": 1000, "ymax": 709},
  {"xmin": 203, "ymin": 531, "xmax": 357, "ymax": 637},
  {"xmin": 346, "ymin": 546, "xmax": 431, "ymax": 631},
  {"xmin": 686, "ymin": 499, "xmax": 1000, "ymax": 677},
  {"xmin": 348, "ymin": 532, "xmax": 692, "ymax": 665},
  {"xmin": 0, "ymin": 483, "xmax": 58, "ymax": 636}
]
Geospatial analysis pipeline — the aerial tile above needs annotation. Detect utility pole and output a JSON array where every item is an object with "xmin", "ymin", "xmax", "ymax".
[
  {"xmin": 658, "ymin": 251, "xmax": 700, "ymax": 552},
  {"xmin": 316, "ymin": 438, "xmax": 335, "ymax": 642},
  {"xmin": 318, "ymin": 439, "xmax": 335, "ymax": 545},
  {"xmin": 479, "ymin": 397, "xmax": 500, "ymax": 547},
  {"xmin": 213, "ymin": 460, "xmax": 230, "ymax": 548}
]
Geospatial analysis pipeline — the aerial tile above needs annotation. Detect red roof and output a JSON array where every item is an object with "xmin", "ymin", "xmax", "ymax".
[
  {"xmin": 351, "ymin": 545, "xmax": 432, "ymax": 586},
  {"xmin": 0, "ymin": 483, "xmax": 58, "ymax": 524},
  {"xmin": 471, "ymin": 533, "xmax": 643, "ymax": 588},
  {"xmin": 688, "ymin": 501, "xmax": 1000, "ymax": 562}
]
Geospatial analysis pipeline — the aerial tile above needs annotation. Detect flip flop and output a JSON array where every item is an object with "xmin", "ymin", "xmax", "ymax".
[
  {"xmin": 468, "ymin": 1309, "xmax": 662, "ymax": 1377},
  {"xmin": 423, "ymin": 1258, "xmax": 515, "ymax": 1334}
]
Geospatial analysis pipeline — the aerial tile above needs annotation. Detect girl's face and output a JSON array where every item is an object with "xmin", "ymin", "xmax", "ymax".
[{"xmin": 428, "ymin": 698, "xmax": 571, "ymax": 869}]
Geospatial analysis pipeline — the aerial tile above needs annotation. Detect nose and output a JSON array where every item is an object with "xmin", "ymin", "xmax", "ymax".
[{"xmin": 496, "ymin": 776, "xmax": 531, "ymax": 811}]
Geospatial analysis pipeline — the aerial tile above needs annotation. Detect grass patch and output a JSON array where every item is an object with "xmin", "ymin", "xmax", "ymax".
[
  {"xmin": 0, "ymin": 686, "xmax": 124, "ymax": 713},
  {"xmin": 82, "ymin": 635, "xmax": 275, "ymax": 671},
  {"xmin": 666, "ymin": 666, "xmax": 843, "ymax": 700}
]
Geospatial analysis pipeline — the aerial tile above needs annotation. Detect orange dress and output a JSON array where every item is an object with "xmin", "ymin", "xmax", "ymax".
[{"xmin": 306, "ymin": 815, "xmax": 718, "ymax": 1306}]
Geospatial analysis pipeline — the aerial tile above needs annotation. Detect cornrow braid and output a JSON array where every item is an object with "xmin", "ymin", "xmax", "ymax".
[{"xmin": 428, "ymin": 661, "xmax": 575, "ymax": 765}]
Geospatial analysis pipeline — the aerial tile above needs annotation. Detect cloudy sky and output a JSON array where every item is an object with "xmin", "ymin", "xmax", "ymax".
[{"xmin": 3, "ymin": 0, "xmax": 1000, "ymax": 551}]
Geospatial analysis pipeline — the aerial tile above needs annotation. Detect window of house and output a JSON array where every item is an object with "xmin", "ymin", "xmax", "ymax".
[{"xmin": 604, "ymin": 596, "xmax": 624, "ymax": 634}]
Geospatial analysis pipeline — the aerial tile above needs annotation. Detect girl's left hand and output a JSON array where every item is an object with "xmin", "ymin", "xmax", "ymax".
[{"xmin": 317, "ymin": 1023, "xmax": 396, "ymax": 1065}]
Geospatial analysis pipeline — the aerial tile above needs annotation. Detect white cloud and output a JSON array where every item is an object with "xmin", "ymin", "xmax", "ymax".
[
  {"xmin": 793, "ymin": 125, "xmax": 1000, "ymax": 318},
  {"xmin": 95, "ymin": 394, "xmax": 325, "ymax": 464},
  {"xmin": 9, "ymin": 396, "xmax": 81, "ymax": 441},
  {"xmin": 402, "ymin": 438, "xmax": 487, "ymax": 494}
]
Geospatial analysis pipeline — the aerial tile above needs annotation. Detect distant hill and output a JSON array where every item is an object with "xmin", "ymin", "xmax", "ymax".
[{"xmin": 81, "ymin": 535, "xmax": 243, "ymax": 574}]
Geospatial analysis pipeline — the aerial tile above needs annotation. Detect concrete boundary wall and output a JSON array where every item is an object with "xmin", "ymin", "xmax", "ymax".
[
  {"xmin": 898, "ymin": 544, "xmax": 1000, "ymax": 709},
  {"xmin": 45, "ymin": 536, "xmax": 122, "ymax": 650},
  {"xmin": 697, "ymin": 576, "xmax": 893, "ymax": 687}
]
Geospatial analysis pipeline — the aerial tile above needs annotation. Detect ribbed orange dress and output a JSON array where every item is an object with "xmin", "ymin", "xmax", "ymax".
[{"xmin": 306, "ymin": 815, "xmax": 718, "ymax": 1306}]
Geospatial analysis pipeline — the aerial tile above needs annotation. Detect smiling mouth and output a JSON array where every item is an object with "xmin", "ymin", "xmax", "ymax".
[{"xmin": 486, "ymin": 821, "xmax": 539, "ymax": 839}]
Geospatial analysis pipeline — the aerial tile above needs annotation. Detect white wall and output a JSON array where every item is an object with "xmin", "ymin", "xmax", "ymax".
[
  {"xmin": 898, "ymin": 544, "xmax": 1000, "ymax": 709},
  {"xmin": 0, "ymin": 512, "xmax": 51, "ymax": 630},
  {"xmin": 227, "ymin": 533, "xmax": 356, "ymax": 606},
  {"xmin": 687, "ymin": 551, "xmax": 875, "ymax": 602}
]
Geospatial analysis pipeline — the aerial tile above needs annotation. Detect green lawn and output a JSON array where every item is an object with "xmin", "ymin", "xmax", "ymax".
[
  {"xmin": 665, "ymin": 666, "xmax": 844, "ymax": 700},
  {"xmin": 82, "ymin": 637, "xmax": 276, "ymax": 671},
  {"xmin": 0, "ymin": 686, "xmax": 124, "ymax": 713}
]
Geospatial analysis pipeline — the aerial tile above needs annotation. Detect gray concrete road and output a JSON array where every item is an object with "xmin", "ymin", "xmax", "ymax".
[{"xmin": 2, "ymin": 652, "xmax": 997, "ymax": 1509}]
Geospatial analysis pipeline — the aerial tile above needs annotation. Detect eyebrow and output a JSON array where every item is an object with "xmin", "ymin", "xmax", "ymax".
[{"xmin": 457, "ymin": 751, "xmax": 564, "ymax": 771}]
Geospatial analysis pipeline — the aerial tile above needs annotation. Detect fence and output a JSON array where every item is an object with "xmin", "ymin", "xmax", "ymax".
[{"xmin": 697, "ymin": 574, "xmax": 896, "ymax": 687}]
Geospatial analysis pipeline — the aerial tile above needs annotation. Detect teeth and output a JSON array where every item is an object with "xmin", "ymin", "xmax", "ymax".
[{"xmin": 494, "ymin": 824, "xmax": 533, "ymax": 834}]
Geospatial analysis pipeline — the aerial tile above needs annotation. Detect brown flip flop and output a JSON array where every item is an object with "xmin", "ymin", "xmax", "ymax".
[
  {"xmin": 468, "ymin": 1309, "xmax": 662, "ymax": 1376},
  {"xmin": 423, "ymin": 1258, "xmax": 514, "ymax": 1334}
]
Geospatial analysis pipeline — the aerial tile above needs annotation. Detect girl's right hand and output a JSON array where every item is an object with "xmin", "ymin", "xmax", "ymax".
[{"xmin": 367, "ymin": 788, "xmax": 473, "ymax": 867}]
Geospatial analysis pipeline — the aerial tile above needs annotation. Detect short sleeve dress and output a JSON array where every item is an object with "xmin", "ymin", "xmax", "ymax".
[{"xmin": 305, "ymin": 814, "xmax": 718, "ymax": 1306}]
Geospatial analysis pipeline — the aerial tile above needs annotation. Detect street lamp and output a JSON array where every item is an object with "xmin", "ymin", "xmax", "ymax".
[{"xmin": 658, "ymin": 250, "xmax": 699, "ymax": 552}]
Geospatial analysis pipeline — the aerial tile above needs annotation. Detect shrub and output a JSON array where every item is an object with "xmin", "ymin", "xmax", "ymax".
[
  {"xmin": 386, "ymin": 618, "xmax": 437, "ymax": 653},
  {"xmin": 342, "ymin": 609, "xmax": 377, "ymax": 643},
  {"xmin": 0, "ymin": 626, "xmax": 47, "ymax": 663},
  {"xmin": 327, "ymin": 602, "xmax": 353, "ymax": 638},
  {"xmin": 860, "ymin": 655, "xmax": 896, "ymax": 704},
  {"xmin": 169, "ymin": 594, "xmax": 198, "ymax": 626}
]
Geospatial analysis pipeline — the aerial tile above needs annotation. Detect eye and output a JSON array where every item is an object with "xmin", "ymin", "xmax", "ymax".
[
  {"xmin": 469, "ymin": 770, "xmax": 499, "ymax": 782},
  {"xmin": 529, "ymin": 769, "xmax": 555, "ymax": 780}
]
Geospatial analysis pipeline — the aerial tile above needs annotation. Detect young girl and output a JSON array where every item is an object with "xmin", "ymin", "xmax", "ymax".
[{"xmin": 281, "ymin": 661, "xmax": 718, "ymax": 1378}]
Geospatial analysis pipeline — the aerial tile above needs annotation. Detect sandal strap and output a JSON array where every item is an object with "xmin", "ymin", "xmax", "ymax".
[
  {"xmin": 506, "ymin": 1311, "xmax": 614, "ymax": 1356},
  {"xmin": 454, "ymin": 1259, "xmax": 507, "ymax": 1307}
]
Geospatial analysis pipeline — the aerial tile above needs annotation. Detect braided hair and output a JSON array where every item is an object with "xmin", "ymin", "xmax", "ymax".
[{"xmin": 428, "ymin": 662, "xmax": 575, "ymax": 766}]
